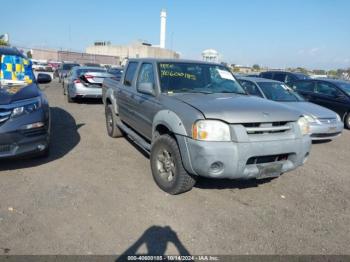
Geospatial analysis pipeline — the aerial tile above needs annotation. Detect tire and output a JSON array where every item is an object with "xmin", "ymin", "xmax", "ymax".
[
  {"xmin": 345, "ymin": 113, "xmax": 350, "ymax": 129},
  {"xmin": 105, "ymin": 104, "xmax": 124, "ymax": 138},
  {"xmin": 67, "ymin": 90, "xmax": 74, "ymax": 103},
  {"xmin": 150, "ymin": 134, "xmax": 197, "ymax": 194}
]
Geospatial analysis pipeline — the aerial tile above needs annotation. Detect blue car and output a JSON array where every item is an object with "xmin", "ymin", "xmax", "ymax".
[{"xmin": 0, "ymin": 46, "xmax": 52, "ymax": 158}]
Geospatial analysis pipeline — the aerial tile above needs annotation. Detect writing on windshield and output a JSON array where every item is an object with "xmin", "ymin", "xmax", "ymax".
[{"xmin": 158, "ymin": 62, "xmax": 245, "ymax": 94}]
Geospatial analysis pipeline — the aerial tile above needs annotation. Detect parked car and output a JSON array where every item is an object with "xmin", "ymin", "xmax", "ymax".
[
  {"xmin": 292, "ymin": 79, "xmax": 350, "ymax": 129},
  {"xmin": 238, "ymin": 77, "xmax": 343, "ymax": 140},
  {"xmin": 260, "ymin": 71, "xmax": 310, "ymax": 87},
  {"xmin": 102, "ymin": 59, "xmax": 311, "ymax": 194},
  {"xmin": 107, "ymin": 67, "xmax": 123, "ymax": 81},
  {"xmin": 0, "ymin": 46, "xmax": 52, "ymax": 158},
  {"xmin": 63, "ymin": 66, "xmax": 112, "ymax": 103},
  {"xmin": 58, "ymin": 62, "xmax": 80, "ymax": 83}
]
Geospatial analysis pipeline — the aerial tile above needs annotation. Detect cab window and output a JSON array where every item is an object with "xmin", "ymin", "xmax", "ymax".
[{"xmin": 137, "ymin": 63, "xmax": 155, "ymax": 89}]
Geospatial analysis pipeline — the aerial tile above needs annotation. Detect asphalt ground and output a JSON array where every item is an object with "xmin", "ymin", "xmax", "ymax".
[{"xmin": 0, "ymin": 79, "xmax": 349, "ymax": 255}]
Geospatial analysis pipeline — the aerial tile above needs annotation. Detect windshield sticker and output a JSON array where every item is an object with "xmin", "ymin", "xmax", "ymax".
[
  {"xmin": 217, "ymin": 69, "xmax": 234, "ymax": 80},
  {"xmin": 160, "ymin": 64, "xmax": 175, "ymax": 69},
  {"xmin": 0, "ymin": 55, "xmax": 34, "ymax": 86},
  {"xmin": 160, "ymin": 70, "xmax": 197, "ymax": 81}
]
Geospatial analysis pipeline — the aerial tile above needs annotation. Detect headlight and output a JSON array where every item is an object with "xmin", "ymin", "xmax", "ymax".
[
  {"xmin": 336, "ymin": 114, "xmax": 341, "ymax": 122},
  {"xmin": 192, "ymin": 120, "xmax": 231, "ymax": 141},
  {"xmin": 304, "ymin": 114, "xmax": 317, "ymax": 123},
  {"xmin": 11, "ymin": 97, "xmax": 42, "ymax": 118},
  {"xmin": 298, "ymin": 117, "xmax": 310, "ymax": 135}
]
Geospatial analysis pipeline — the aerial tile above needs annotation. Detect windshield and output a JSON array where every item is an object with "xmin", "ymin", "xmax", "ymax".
[
  {"xmin": 295, "ymin": 73, "xmax": 310, "ymax": 80},
  {"xmin": 338, "ymin": 82, "xmax": 350, "ymax": 96},
  {"xmin": 258, "ymin": 82, "xmax": 304, "ymax": 102},
  {"xmin": 158, "ymin": 62, "xmax": 246, "ymax": 94},
  {"xmin": 63, "ymin": 64, "xmax": 79, "ymax": 70},
  {"xmin": 0, "ymin": 54, "xmax": 34, "ymax": 87}
]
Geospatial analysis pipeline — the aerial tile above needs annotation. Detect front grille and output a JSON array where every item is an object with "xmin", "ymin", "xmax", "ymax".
[
  {"xmin": 243, "ymin": 122, "xmax": 291, "ymax": 135},
  {"xmin": 318, "ymin": 118, "xmax": 337, "ymax": 124},
  {"xmin": 311, "ymin": 132, "xmax": 341, "ymax": 138},
  {"xmin": 247, "ymin": 154, "xmax": 290, "ymax": 165},
  {"xmin": 20, "ymin": 127, "xmax": 47, "ymax": 137},
  {"xmin": 0, "ymin": 144, "xmax": 12, "ymax": 153}
]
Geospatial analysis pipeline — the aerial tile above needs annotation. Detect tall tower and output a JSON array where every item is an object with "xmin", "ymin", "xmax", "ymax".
[{"xmin": 160, "ymin": 9, "xmax": 167, "ymax": 49}]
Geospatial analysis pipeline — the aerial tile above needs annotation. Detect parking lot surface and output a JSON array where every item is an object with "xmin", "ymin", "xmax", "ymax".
[{"xmin": 0, "ymin": 80, "xmax": 349, "ymax": 255}]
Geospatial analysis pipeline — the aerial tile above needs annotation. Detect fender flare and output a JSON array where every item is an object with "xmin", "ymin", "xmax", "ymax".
[
  {"xmin": 106, "ymin": 89, "xmax": 118, "ymax": 114},
  {"xmin": 152, "ymin": 110, "xmax": 188, "ymax": 137}
]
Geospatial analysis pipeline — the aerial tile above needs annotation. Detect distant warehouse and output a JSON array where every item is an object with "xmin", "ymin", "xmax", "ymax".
[{"xmin": 86, "ymin": 41, "xmax": 180, "ymax": 62}]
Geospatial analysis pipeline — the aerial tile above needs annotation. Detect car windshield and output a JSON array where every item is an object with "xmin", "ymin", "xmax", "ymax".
[
  {"xmin": 158, "ymin": 62, "xmax": 246, "ymax": 94},
  {"xmin": 63, "ymin": 64, "xmax": 79, "ymax": 70},
  {"xmin": 258, "ymin": 82, "xmax": 304, "ymax": 102},
  {"xmin": 338, "ymin": 82, "xmax": 350, "ymax": 96},
  {"xmin": 295, "ymin": 73, "xmax": 310, "ymax": 80},
  {"xmin": 0, "ymin": 54, "xmax": 35, "ymax": 87}
]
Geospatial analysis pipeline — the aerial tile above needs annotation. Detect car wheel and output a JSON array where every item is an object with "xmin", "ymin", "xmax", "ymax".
[
  {"xmin": 345, "ymin": 113, "xmax": 350, "ymax": 129},
  {"xmin": 105, "ymin": 104, "xmax": 124, "ymax": 138},
  {"xmin": 67, "ymin": 90, "xmax": 74, "ymax": 103},
  {"xmin": 150, "ymin": 134, "xmax": 197, "ymax": 195}
]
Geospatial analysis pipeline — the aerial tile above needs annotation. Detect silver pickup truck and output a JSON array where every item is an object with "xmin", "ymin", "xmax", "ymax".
[{"xmin": 102, "ymin": 59, "xmax": 311, "ymax": 194}]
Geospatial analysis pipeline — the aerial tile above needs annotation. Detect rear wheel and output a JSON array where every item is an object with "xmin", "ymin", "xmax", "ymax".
[
  {"xmin": 67, "ymin": 89, "xmax": 74, "ymax": 103},
  {"xmin": 105, "ymin": 104, "xmax": 124, "ymax": 138},
  {"xmin": 345, "ymin": 113, "xmax": 350, "ymax": 129},
  {"xmin": 150, "ymin": 134, "xmax": 197, "ymax": 194}
]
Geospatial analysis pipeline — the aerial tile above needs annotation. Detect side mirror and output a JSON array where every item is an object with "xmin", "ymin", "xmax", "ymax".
[
  {"xmin": 137, "ymin": 82, "xmax": 155, "ymax": 96},
  {"xmin": 37, "ymin": 73, "xmax": 52, "ymax": 84}
]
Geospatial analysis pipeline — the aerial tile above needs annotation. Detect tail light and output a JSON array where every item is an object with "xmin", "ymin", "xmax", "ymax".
[
  {"xmin": 84, "ymin": 75, "xmax": 94, "ymax": 79},
  {"xmin": 74, "ymin": 79, "xmax": 81, "ymax": 84}
]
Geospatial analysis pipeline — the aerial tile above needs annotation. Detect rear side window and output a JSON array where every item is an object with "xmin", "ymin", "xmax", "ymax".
[
  {"xmin": 273, "ymin": 73, "xmax": 286, "ymax": 82},
  {"xmin": 293, "ymin": 81, "xmax": 315, "ymax": 92},
  {"xmin": 315, "ymin": 82, "xmax": 341, "ymax": 97},
  {"xmin": 260, "ymin": 72, "xmax": 273, "ymax": 79},
  {"xmin": 123, "ymin": 62, "xmax": 138, "ymax": 87}
]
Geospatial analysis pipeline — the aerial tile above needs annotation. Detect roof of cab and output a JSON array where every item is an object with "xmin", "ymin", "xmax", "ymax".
[
  {"xmin": 127, "ymin": 58, "xmax": 223, "ymax": 66},
  {"xmin": 0, "ymin": 46, "xmax": 25, "ymax": 57}
]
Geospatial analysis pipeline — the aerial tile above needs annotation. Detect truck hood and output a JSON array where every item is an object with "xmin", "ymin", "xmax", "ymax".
[
  {"xmin": 0, "ymin": 83, "xmax": 40, "ymax": 105},
  {"xmin": 173, "ymin": 93, "xmax": 301, "ymax": 123},
  {"xmin": 279, "ymin": 101, "xmax": 337, "ymax": 119}
]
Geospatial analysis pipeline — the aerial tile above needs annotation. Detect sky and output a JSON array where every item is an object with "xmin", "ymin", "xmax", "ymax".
[{"xmin": 3, "ymin": 0, "xmax": 350, "ymax": 69}]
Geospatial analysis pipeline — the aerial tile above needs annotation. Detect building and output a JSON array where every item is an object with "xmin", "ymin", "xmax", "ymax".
[
  {"xmin": 86, "ymin": 41, "xmax": 179, "ymax": 60},
  {"xmin": 202, "ymin": 49, "xmax": 219, "ymax": 63},
  {"xmin": 27, "ymin": 48, "xmax": 120, "ymax": 65}
]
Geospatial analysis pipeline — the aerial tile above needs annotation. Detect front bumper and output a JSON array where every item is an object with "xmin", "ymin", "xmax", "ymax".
[
  {"xmin": 309, "ymin": 121, "xmax": 344, "ymax": 140},
  {"xmin": 0, "ymin": 110, "xmax": 50, "ymax": 159},
  {"xmin": 70, "ymin": 83, "xmax": 102, "ymax": 98},
  {"xmin": 176, "ymin": 134, "xmax": 311, "ymax": 180}
]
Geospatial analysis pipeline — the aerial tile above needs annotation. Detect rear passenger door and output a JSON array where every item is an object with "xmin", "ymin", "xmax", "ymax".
[
  {"xmin": 314, "ymin": 81, "xmax": 348, "ymax": 116},
  {"xmin": 133, "ymin": 63, "xmax": 162, "ymax": 140},
  {"xmin": 117, "ymin": 62, "xmax": 139, "ymax": 127}
]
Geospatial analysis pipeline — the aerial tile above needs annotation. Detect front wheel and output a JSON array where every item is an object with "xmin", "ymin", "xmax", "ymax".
[
  {"xmin": 150, "ymin": 134, "xmax": 197, "ymax": 195},
  {"xmin": 345, "ymin": 113, "xmax": 350, "ymax": 129}
]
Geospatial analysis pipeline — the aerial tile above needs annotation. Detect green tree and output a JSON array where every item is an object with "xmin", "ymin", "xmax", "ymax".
[
  {"xmin": 252, "ymin": 64, "xmax": 260, "ymax": 71},
  {"xmin": 26, "ymin": 51, "xmax": 32, "ymax": 59},
  {"xmin": 0, "ymin": 39, "xmax": 9, "ymax": 46}
]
